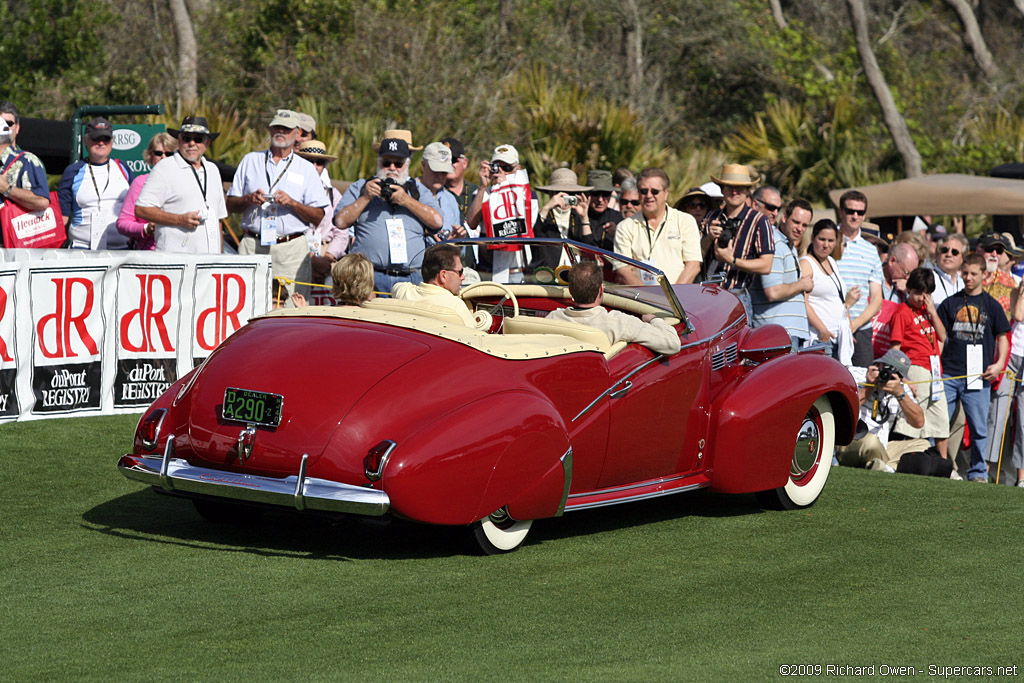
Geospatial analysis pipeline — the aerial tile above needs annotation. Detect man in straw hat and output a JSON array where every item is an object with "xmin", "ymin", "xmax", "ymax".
[
  {"xmin": 334, "ymin": 129, "xmax": 443, "ymax": 291},
  {"xmin": 295, "ymin": 139, "xmax": 348, "ymax": 282},
  {"xmin": 135, "ymin": 115, "xmax": 228, "ymax": 254},
  {"xmin": 704, "ymin": 164, "xmax": 775, "ymax": 315},
  {"xmin": 227, "ymin": 109, "xmax": 330, "ymax": 303}
]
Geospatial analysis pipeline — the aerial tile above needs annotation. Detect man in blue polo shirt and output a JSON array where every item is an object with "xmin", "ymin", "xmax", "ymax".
[
  {"xmin": 334, "ymin": 130, "xmax": 443, "ymax": 292},
  {"xmin": 750, "ymin": 199, "xmax": 813, "ymax": 350},
  {"xmin": 835, "ymin": 189, "xmax": 883, "ymax": 367}
]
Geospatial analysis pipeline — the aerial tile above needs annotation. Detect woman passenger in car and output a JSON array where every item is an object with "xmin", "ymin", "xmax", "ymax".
[{"xmin": 291, "ymin": 252, "xmax": 376, "ymax": 307}]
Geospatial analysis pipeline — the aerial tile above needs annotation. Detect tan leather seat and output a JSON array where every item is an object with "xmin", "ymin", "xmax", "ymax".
[{"xmin": 503, "ymin": 315, "xmax": 612, "ymax": 352}]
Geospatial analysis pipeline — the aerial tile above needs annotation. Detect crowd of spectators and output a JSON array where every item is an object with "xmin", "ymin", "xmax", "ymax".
[{"xmin": 5, "ymin": 103, "xmax": 1024, "ymax": 485}]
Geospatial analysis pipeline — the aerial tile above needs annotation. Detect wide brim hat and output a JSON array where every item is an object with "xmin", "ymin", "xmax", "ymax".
[
  {"xmin": 168, "ymin": 115, "xmax": 221, "ymax": 141},
  {"xmin": 536, "ymin": 168, "xmax": 592, "ymax": 193},
  {"xmin": 680, "ymin": 187, "xmax": 710, "ymax": 201},
  {"xmin": 295, "ymin": 140, "xmax": 337, "ymax": 163},
  {"xmin": 373, "ymin": 129, "xmax": 422, "ymax": 152},
  {"xmin": 710, "ymin": 163, "xmax": 760, "ymax": 187},
  {"xmin": 585, "ymin": 169, "xmax": 615, "ymax": 193},
  {"xmin": 1001, "ymin": 232, "xmax": 1024, "ymax": 259}
]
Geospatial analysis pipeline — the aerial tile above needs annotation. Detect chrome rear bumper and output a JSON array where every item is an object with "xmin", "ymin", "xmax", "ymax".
[{"xmin": 118, "ymin": 436, "xmax": 389, "ymax": 517}]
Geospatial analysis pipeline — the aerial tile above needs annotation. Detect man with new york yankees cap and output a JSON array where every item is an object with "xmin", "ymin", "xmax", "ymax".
[
  {"xmin": 226, "ymin": 109, "xmax": 330, "ymax": 305},
  {"xmin": 334, "ymin": 129, "xmax": 443, "ymax": 292}
]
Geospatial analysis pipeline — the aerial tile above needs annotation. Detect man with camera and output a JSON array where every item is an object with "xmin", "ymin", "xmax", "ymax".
[
  {"xmin": 835, "ymin": 348, "xmax": 929, "ymax": 472},
  {"xmin": 335, "ymin": 131, "xmax": 443, "ymax": 291},
  {"xmin": 612, "ymin": 167, "xmax": 702, "ymax": 285},
  {"xmin": 418, "ymin": 142, "xmax": 461, "ymax": 241},
  {"xmin": 227, "ymin": 110, "xmax": 329, "ymax": 302},
  {"xmin": 135, "ymin": 116, "xmax": 228, "ymax": 253},
  {"xmin": 705, "ymin": 164, "xmax": 775, "ymax": 316}
]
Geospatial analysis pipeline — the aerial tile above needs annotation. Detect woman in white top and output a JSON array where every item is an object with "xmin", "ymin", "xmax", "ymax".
[{"xmin": 800, "ymin": 219, "xmax": 858, "ymax": 361}]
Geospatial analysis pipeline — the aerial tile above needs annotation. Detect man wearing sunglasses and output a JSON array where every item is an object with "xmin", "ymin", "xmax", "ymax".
[
  {"xmin": 612, "ymin": 167, "xmax": 702, "ymax": 286},
  {"xmin": 584, "ymin": 169, "xmax": 622, "ymax": 252},
  {"xmin": 335, "ymin": 130, "xmax": 443, "ymax": 292},
  {"xmin": 392, "ymin": 243, "xmax": 475, "ymax": 327},
  {"xmin": 835, "ymin": 189, "xmax": 883, "ymax": 367},
  {"xmin": 751, "ymin": 185, "xmax": 783, "ymax": 226},
  {"xmin": 932, "ymin": 234, "xmax": 966, "ymax": 306},
  {"xmin": 57, "ymin": 117, "xmax": 135, "ymax": 249},
  {"xmin": 228, "ymin": 110, "xmax": 330, "ymax": 303},
  {"xmin": 135, "ymin": 116, "xmax": 229, "ymax": 254}
]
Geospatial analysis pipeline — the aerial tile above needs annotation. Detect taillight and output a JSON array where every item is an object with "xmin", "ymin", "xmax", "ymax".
[
  {"xmin": 363, "ymin": 440, "xmax": 396, "ymax": 481},
  {"xmin": 138, "ymin": 409, "xmax": 167, "ymax": 451}
]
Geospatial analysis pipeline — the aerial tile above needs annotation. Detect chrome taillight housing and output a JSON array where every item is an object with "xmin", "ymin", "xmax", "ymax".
[
  {"xmin": 138, "ymin": 409, "xmax": 167, "ymax": 451},
  {"xmin": 363, "ymin": 440, "xmax": 397, "ymax": 482}
]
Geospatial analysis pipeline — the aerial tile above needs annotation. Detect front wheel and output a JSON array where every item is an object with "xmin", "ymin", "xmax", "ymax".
[
  {"xmin": 470, "ymin": 507, "xmax": 533, "ymax": 554},
  {"xmin": 756, "ymin": 396, "xmax": 835, "ymax": 510}
]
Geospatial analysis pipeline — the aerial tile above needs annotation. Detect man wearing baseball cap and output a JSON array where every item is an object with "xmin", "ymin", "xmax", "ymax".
[
  {"xmin": 334, "ymin": 129, "xmax": 443, "ymax": 291},
  {"xmin": 835, "ymin": 348, "xmax": 930, "ymax": 472},
  {"xmin": 418, "ymin": 142, "xmax": 461, "ymax": 240},
  {"xmin": 227, "ymin": 109, "xmax": 330, "ymax": 303}
]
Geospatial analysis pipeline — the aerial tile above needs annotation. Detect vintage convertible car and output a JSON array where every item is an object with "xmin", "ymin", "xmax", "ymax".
[{"xmin": 118, "ymin": 239, "xmax": 858, "ymax": 554}]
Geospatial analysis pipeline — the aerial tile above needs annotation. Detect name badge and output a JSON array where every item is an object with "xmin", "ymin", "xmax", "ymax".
[
  {"xmin": 260, "ymin": 215, "xmax": 278, "ymax": 246},
  {"xmin": 386, "ymin": 218, "xmax": 408, "ymax": 264},
  {"xmin": 930, "ymin": 355, "xmax": 943, "ymax": 401},
  {"xmin": 967, "ymin": 344, "xmax": 983, "ymax": 390},
  {"xmin": 89, "ymin": 210, "xmax": 113, "ymax": 250},
  {"xmin": 287, "ymin": 171, "xmax": 304, "ymax": 185}
]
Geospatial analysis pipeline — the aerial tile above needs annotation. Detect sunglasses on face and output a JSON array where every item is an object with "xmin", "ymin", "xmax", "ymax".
[
  {"xmin": 639, "ymin": 188, "xmax": 661, "ymax": 196},
  {"xmin": 179, "ymin": 134, "xmax": 207, "ymax": 144},
  {"xmin": 90, "ymin": 136, "xmax": 112, "ymax": 144},
  {"xmin": 380, "ymin": 158, "xmax": 405, "ymax": 168},
  {"xmin": 620, "ymin": 198, "xmax": 641, "ymax": 206},
  {"xmin": 491, "ymin": 162, "xmax": 515, "ymax": 173},
  {"xmin": 939, "ymin": 246, "xmax": 961, "ymax": 256},
  {"xmin": 843, "ymin": 207, "xmax": 866, "ymax": 216},
  {"xmin": 588, "ymin": 191, "xmax": 612, "ymax": 199},
  {"xmin": 983, "ymin": 244, "xmax": 1005, "ymax": 254},
  {"xmin": 2, "ymin": 119, "xmax": 15, "ymax": 127},
  {"xmin": 444, "ymin": 267, "xmax": 464, "ymax": 276},
  {"xmin": 151, "ymin": 150, "xmax": 172, "ymax": 158},
  {"xmin": 755, "ymin": 198, "xmax": 780, "ymax": 212}
]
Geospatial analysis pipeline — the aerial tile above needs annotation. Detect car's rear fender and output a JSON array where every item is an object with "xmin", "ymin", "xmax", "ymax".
[
  {"xmin": 705, "ymin": 354, "xmax": 857, "ymax": 494},
  {"xmin": 382, "ymin": 390, "xmax": 570, "ymax": 525}
]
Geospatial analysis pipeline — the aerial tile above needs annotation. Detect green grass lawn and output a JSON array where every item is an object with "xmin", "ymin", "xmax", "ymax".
[{"xmin": 3, "ymin": 415, "xmax": 1023, "ymax": 681}]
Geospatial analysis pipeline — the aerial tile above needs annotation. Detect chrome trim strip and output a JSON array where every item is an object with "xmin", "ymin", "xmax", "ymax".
[
  {"xmin": 555, "ymin": 447, "xmax": 573, "ymax": 517},
  {"xmin": 566, "ymin": 481, "xmax": 709, "ymax": 511},
  {"xmin": 119, "ymin": 454, "xmax": 390, "ymax": 516},
  {"xmin": 140, "ymin": 409, "xmax": 166, "ymax": 451},
  {"xmin": 572, "ymin": 355, "xmax": 665, "ymax": 422},
  {"xmin": 742, "ymin": 343, "xmax": 791, "ymax": 356},
  {"xmin": 797, "ymin": 342, "xmax": 829, "ymax": 354},
  {"xmin": 677, "ymin": 315, "xmax": 745, "ymax": 353},
  {"xmin": 567, "ymin": 472, "xmax": 697, "ymax": 498},
  {"xmin": 294, "ymin": 453, "xmax": 308, "ymax": 511},
  {"xmin": 364, "ymin": 440, "xmax": 397, "ymax": 482}
]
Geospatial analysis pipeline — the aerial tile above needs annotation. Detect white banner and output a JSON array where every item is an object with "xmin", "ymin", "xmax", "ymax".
[{"xmin": 0, "ymin": 249, "xmax": 272, "ymax": 422}]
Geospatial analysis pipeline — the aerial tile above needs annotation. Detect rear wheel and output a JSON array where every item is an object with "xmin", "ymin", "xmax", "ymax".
[
  {"xmin": 470, "ymin": 507, "xmax": 532, "ymax": 554},
  {"xmin": 756, "ymin": 396, "xmax": 835, "ymax": 510}
]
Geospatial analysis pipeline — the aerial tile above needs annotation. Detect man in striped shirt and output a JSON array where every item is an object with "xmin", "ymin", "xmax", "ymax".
[{"xmin": 835, "ymin": 189, "xmax": 884, "ymax": 367}]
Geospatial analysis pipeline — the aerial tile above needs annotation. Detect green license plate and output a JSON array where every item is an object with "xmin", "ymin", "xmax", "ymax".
[{"xmin": 222, "ymin": 387, "xmax": 284, "ymax": 427}]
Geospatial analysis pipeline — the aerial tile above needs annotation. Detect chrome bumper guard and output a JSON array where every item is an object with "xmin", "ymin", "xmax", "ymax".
[{"xmin": 117, "ymin": 436, "xmax": 389, "ymax": 517}]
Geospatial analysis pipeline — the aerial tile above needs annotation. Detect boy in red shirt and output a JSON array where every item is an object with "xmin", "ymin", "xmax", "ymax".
[{"xmin": 889, "ymin": 268, "xmax": 951, "ymax": 460}]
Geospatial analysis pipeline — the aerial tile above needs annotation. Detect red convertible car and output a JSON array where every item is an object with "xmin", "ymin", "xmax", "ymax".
[{"xmin": 118, "ymin": 239, "xmax": 858, "ymax": 554}]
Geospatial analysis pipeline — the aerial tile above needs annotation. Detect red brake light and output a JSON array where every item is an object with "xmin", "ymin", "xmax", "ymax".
[
  {"xmin": 363, "ymin": 440, "xmax": 396, "ymax": 482},
  {"xmin": 139, "ymin": 409, "xmax": 167, "ymax": 451}
]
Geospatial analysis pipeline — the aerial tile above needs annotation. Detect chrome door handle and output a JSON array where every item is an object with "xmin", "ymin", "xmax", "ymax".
[{"xmin": 609, "ymin": 380, "xmax": 633, "ymax": 399}]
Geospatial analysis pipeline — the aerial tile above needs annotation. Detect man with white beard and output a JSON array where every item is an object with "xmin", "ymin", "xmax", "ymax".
[
  {"xmin": 227, "ymin": 109, "xmax": 329, "ymax": 303},
  {"xmin": 335, "ymin": 130, "xmax": 443, "ymax": 291}
]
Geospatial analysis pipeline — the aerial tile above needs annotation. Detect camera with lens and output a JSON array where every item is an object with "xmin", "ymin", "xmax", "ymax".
[
  {"xmin": 874, "ymin": 363, "xmax": 900, "ymax": 389},
  {"xmin": 489, "ymin": 162, "xmax": 502, "ymax": 175},
  {"xmin": 565, "ymin": 195, "xmax": 579, "ymax": 207},
  {"xmin": 378, "ymin": 177, "xmax": 399, "ymax": 202},
  {"xmin": 716, "ymin": 216, "xmax": 742, "ymax": 249}
]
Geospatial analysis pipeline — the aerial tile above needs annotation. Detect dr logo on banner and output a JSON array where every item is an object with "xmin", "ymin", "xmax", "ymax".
[{"xmin": 115, "ymin": 269, "xmax": 184, "ymax": 407}]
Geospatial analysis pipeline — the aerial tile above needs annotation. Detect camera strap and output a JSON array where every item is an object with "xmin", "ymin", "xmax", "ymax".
[
  {"xmin": 188, "ymin": 161, "xmax": 208, "ymax": 209},
  {"xmin": 264, "ymin": 150, "xmax": 294, "ymax": 196}
]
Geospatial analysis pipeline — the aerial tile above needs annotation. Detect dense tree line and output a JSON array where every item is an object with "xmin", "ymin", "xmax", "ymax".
[{"xmin": 2, "ymin": 0, "xmax": 1022, "ymax": 205}]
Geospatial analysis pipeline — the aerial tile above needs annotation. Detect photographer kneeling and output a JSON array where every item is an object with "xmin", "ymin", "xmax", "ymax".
[{"xmin": 836, "ymin": 349, "xmax": 930, "ymax": 472}]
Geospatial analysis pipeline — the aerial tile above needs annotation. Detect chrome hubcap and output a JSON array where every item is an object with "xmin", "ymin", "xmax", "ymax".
[{"xmin": 792, "ymin": 414, "xmax": 822, "ymax": 479}]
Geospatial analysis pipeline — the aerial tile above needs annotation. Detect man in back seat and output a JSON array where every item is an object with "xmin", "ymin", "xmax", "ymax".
[
  {"xmin": 546, "ymin": 261, "xmax": 682, "ymax": 355},
  {"xmin": 392, "ymin": 243, "xmax": 476, "ymax": 326}
]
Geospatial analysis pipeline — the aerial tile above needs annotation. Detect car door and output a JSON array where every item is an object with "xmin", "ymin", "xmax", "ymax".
[{"xmin": 596, "ymin": 340, "xmax": 707, "ymax": 488}]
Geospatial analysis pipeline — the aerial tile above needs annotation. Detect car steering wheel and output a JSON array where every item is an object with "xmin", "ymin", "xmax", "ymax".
[{"xmin": 459, "ymin": 281, "xmax": 520, "ymax": 333}]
